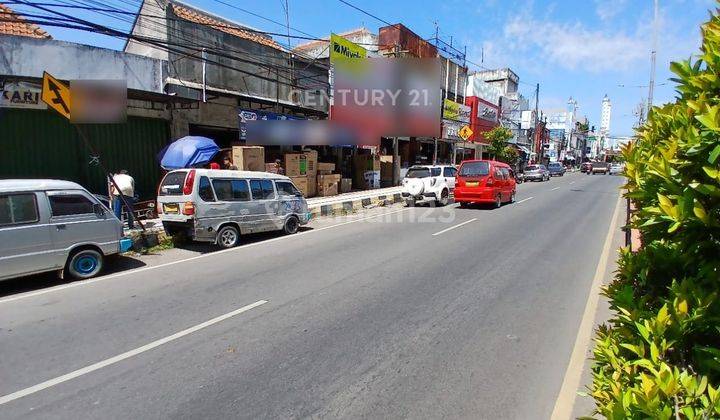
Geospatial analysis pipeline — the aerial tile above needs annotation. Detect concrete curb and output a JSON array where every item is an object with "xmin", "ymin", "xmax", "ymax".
[{"xmin": 309, "ymin": 193, "xmax": 403, "ymax": 218}]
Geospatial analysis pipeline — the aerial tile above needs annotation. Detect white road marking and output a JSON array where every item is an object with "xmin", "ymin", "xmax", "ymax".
[
  {"xmin": 0, "ymin": 300, "xmax": 268, "ymax": 406},
  {"xmin": 551, "ymin": 187, "xmax": 560, "ymax": 191},
  {"xmin": 516, "ymin": 197, "xmax": 534, "ymax": 204},
  {"xmin": 0, "ymin": 207, "xmax": 413, "ymax": 305},
  {"xmin": 432, "ymin": 218, "xmax": 477, "ymax": 236},
  {"xmin": 551, "ymin": 195, "xmax": 623, "ymax": 419}
]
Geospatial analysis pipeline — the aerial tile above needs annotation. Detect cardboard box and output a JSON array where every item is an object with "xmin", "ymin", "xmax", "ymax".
[
  {"xmin": 303, "ymin": 149, "xmax": 318, "ymax": 177},
  {"xmin": 340, "ymin": 178, "xmax": 352, "ymax": 193},
  {"xmin": 284, "ymin": 153, "xmax": 307, "ymax": 177},
  {"xmin": 363, "ymin": 170, "xmax": 380, "ymax": 189},
  {"xmin": 317, "ymin": 174, "xmax": 341, "ymax": 197},
  {"xmin": 352, "ymin": 155, "xmax": 380, "ymax": 189},
  {"xmin": 317, "ymin": 162, "xmax": 336, "ymax": 172},
  {"xmin": 289, "ymin": 176, "xmax": 308, "ymax": 197},
  {"xmin": 232, "ymin": 146, "xmax": 265, "ymax": 171},
  {"xmin": 306, "ymin": 174, "xmax": 317, "ymax": 197}
]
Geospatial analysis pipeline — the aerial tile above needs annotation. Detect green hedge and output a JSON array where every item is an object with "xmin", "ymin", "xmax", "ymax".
[{"xmin": 589, "ymin": 7, "xmax": 720, "ymax": 419}]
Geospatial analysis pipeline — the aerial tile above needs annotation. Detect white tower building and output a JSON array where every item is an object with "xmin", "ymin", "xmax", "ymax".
[{"xmin": 600, "ymin": 95, "xmax": 611, "ymax": 135}]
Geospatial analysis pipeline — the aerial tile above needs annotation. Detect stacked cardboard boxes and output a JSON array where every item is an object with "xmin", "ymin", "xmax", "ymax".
[
  {"xmin": 317, "ymin": 174, "xmax": 341, "ymax": 197},
  {"xmin": 303, "ymin": 149, "xmax": 318, "ymax": 197},
  {"xmin": 352, "ymin": 154, "xmax": 380, "ymax": 190},
  {"xmin": 289, "ymin": 176, "xmax": 308, "ymax": 197},
  {"xmin": 284, "ymin": 153, "xmax": 307, "ymax": 177}
]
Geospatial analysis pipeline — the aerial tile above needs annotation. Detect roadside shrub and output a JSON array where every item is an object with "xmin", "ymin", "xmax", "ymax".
[{"xmin": 590, "ymin": 6, "xmax": 720, "ymax": 418}]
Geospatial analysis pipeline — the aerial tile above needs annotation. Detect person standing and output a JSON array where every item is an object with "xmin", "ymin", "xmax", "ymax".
[{"xmin": 111, "ymin": 169, "xmax": 136, "ymax": 229}]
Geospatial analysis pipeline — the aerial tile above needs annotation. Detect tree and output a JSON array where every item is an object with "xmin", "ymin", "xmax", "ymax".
[{"xmin": 485, "ymin": 126, "xmax": 518, "ymax": 166}]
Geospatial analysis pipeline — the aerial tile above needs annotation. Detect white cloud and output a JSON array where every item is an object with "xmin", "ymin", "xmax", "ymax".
[
  {"xmin": 482, "ymin": 7, "xmax": 701, "ymax": 74},
  {"xmin": 594, "ymin": 0, "xmax": 628, "ymax": 22}
]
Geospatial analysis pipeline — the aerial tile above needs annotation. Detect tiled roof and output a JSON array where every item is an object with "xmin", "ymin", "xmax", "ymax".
[
  {"xmin": 0, "ymin": 4, "xmax": 52, "ymax": 39},
  {"xmin": 171, "ymin": 4, "xmax": 281, "ymax": 50}
]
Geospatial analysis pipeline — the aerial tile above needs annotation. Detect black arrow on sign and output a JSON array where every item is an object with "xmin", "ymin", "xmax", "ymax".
[{"xmin": 47, "ymin": 79, "xmax": 69, "ymax": 114}]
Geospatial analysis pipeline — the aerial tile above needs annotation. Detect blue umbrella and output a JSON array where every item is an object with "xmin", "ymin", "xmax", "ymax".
[{"xmin": 159, "ymin": 136, "xmax": 220, "ymax": 170}]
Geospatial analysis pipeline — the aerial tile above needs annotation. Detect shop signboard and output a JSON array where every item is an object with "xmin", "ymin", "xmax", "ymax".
[
  {"xmin": 330, "ymin": 33, "xmax": 367, "ymax": 63},
  {"xmin": 1, "ymin": 81, "xmax": 46, "ymax": 110},
  {"xmin": 238, "ymin": 108, "xmax": 303, "ymax": 140},
  {"xmin": 478, "ymin": 103, "xmax": 498, "ymax": 122},
  {"xmin": 442, "ymin": 119, "xmax": 463, "ymax": 141},
  {"xmin": 442, "ymin": 99, "xmax": 471, "ymax": 123}
]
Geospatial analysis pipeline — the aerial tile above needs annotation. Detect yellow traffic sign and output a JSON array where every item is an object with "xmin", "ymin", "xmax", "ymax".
[
  {"xmin": 41, "ymin": 71, "xmax": 71, "ymax": 120},
  {"xmin": 458, "ymin": 125, "xmax": 473, "ymax": 141}
]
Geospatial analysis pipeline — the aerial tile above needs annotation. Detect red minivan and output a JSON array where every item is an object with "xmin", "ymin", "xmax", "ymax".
[{"xmin": 454, "ymin": 160, "xmax": 517, "ymax": 208}]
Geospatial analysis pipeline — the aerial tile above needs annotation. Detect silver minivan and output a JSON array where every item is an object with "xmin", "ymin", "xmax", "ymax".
[
  {"xmin": 0, "ymin": 179, "xmax": 132, "ymax": 281},
  {"xmin": 157, "ymin": 169, "xmax": 310, "ymax": 248}
]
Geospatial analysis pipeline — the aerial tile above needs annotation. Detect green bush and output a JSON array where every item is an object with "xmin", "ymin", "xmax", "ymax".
[{"xmin": 590, "ymin": 7, "xmax": 720, "ymax": 418}]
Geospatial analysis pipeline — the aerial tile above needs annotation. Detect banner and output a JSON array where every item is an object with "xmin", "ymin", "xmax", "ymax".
[
  {"xmin": 238, "ymin": 108, "xmax": 303, "ymax": 140},
  {"xmin": 330, "ymin": 33, "xmax": 367, "ymax": 63},
  {"xmin": 1, "ymin": 81, "xmax": 46, "ymax": 110}
]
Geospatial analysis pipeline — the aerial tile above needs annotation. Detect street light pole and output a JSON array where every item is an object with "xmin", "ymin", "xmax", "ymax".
[{"xmin": 648, "ymin": 0, "xmax": 659, "ymax": 110}]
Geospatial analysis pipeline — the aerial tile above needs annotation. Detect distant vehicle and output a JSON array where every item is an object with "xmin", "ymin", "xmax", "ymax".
[
  {"xmin": 401, "ymin": 165, "xmax": 456, "ymax": 207},
  {"xmin": 524, "ymin": 164, "xmax": 550, "ymax": 182},
  {"xmin": 0, "ymin": 179, "xmax": 132, "ymax": 281},
  {"xmin": 454, "ymin": 160, "xmax": 516, "ymax": 208},
  {"xmin": 589, "ymin": 162, "xmax": 610, "ymax": 175},
  {"xmin": 609, "ymin": 163, "xmax": 624, "ymax": 175},
  {"xmin": 580, "ymin": 162, "xmax": 592, "ymax": 173},
  {"xmin": 547, "ymin": 162, "xmax": 566, "ymax": 177},
  {"xmin": 157, "ymin": 169, "xmax": 310, "ymax": 249}
]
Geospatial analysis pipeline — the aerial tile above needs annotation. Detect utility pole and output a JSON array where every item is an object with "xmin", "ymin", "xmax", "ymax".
[
  {"xmin": 648, "ymin": 0, "xmax": 658, "ymax": 111},
  {"xmin": 533, "ymin": 83, "xmax": 539, "ymax": 162}
]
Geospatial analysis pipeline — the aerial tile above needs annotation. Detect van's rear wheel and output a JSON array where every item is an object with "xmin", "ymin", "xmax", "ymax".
[
  {"xmin": 66, "ymin": 249, "xmax": 104, "ymax": 280},
  {"xmin": 217, "ymin": 225, "xmax": 240, "ymax": 248},
  {"xmin": 284, "ymin": 216, "xmax": 299, "ymax": 235}
]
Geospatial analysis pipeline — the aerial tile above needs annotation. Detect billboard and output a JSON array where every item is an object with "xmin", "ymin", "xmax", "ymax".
[{"xmin": 330, "ymin": 34, "xmax": 367, "ymax": 63}]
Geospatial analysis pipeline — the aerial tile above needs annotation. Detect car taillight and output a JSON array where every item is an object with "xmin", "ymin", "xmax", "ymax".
[
  {"xmin": 456, "ymin": 177, "xmax": 464, "ymax": 187},
  {"xmin": 182, "ymin": 202, "xmax": 195, "ymax": 215},
  {"xmin": 183, "ymin": 169, "xmax": 196, "ymax": 195}
]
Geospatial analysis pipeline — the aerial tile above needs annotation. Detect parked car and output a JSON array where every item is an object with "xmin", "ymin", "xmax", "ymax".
[
  {"xmin": 589, "ymin": 162, "xmax": 610, "ymax": 175},
  {"xmin": 401, "ymin": 165, "xmax": 456, "ymax": 207},
  {"xmin": 609, "ymin": 162, "xmax": 624, "ymax": 175},
  {"xmin": 454, "ymin": 160, "xmax": 516, "ymax": 208},
  {"xmin": 524, "ymin": 164, "xmax": 550, "ymax": 181},
  {"xmin": 580, "ymin": 162, "xmax": 592, "ymax": 173},
  {"xmin": 157, "ymin": 169, "xmax": 310, "ymax": 248},
  {"xmin": 547, "ymin": 162, "xmax": 566, "ymax": 177},
  {"xmin": 0, "ymin": 179, "xmax": 132, "ymax": 281}
]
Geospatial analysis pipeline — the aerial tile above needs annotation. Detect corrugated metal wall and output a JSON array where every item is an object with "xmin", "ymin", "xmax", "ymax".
[{"xmin": 0, "ymin": 109, "xmax": 169, "ymax": 199}]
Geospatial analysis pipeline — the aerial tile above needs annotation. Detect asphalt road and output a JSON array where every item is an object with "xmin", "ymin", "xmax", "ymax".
[{"xmin": 0, "ymin": 172, "xmax": 624, "ymax": 419}]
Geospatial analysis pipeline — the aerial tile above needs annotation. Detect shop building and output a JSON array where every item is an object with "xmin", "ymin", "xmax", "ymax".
[{"xmin": 1, "ymin": 7, "xmax": 173, "ymax": 200}]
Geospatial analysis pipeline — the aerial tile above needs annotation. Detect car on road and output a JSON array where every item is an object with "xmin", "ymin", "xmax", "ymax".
[
  {"xmin": 454, "ymin": 160, "xmax": 516, "ymax": 208},
  {"xmin": 401, "ymin": 165, "xmax": 456, "ymax": 207},
  {"xmin": 609, "ymin": 162, "xmax": 624, "ymax": 175},
  {"xmin": 589, "ymin": 162, "xmax": 610, "ymax": 175},
  {"xmin": 524, "ymin": 164, "xmax": 550, "ymax": 182},
  {"xmin": 547, "ymin": 162, "xmax": 566, "ymax": 177},
  {"xmin": 0, "ymin": 179, "xmax": 132, "ymax": 281},
  {"xmin": 157, "ymin": 169, "xmax": 310, "ymax": 249},
  {"xmin": 580, "ymin": 162, "xmax": 592, "ymax": 173}
]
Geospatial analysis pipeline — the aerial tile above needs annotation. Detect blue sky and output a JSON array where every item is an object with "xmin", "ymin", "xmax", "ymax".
[{"xmin": 16, "ymin": 0, "xmax": 717, "ymax": 136}]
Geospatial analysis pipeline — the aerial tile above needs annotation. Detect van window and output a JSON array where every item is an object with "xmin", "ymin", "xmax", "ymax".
[
  {"xmin": 49, "ymin": 194, "xmax": 94, "ymax": 216},
  {"xmin": 250, "ymin": 180, "xmax": 275, "ymax": 200},
  {"xmin": 443, "ymin": 167, "xmax": 456, "ymax": 177},
  {"xmin": 198, "ymin": 176, "xmax": 215, "ymax": 202},
  {"xmin": 0, "ymin": 194, "xmax": 39, "ymax": 226},
  {"xmin": 212, "ymin": 179, "xmax": 249, "ymax": 201},
  {"xmin": 159, "ymin": 171, "xmax": 187, "ymax": 196},
  {"xmin": 405, "ymin": 167, "xmax": 431, "ymax": 178},
  {"xmin": 276, "ymin": 181, "xmax": 300, "ymax": 197},
  {"xmin": 430, "ymin": 167, "xmax": 441, "ymax": 176},
  {"xmin": 459, "ymin": 161, "xmax": 489, "ymax": 176}
]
